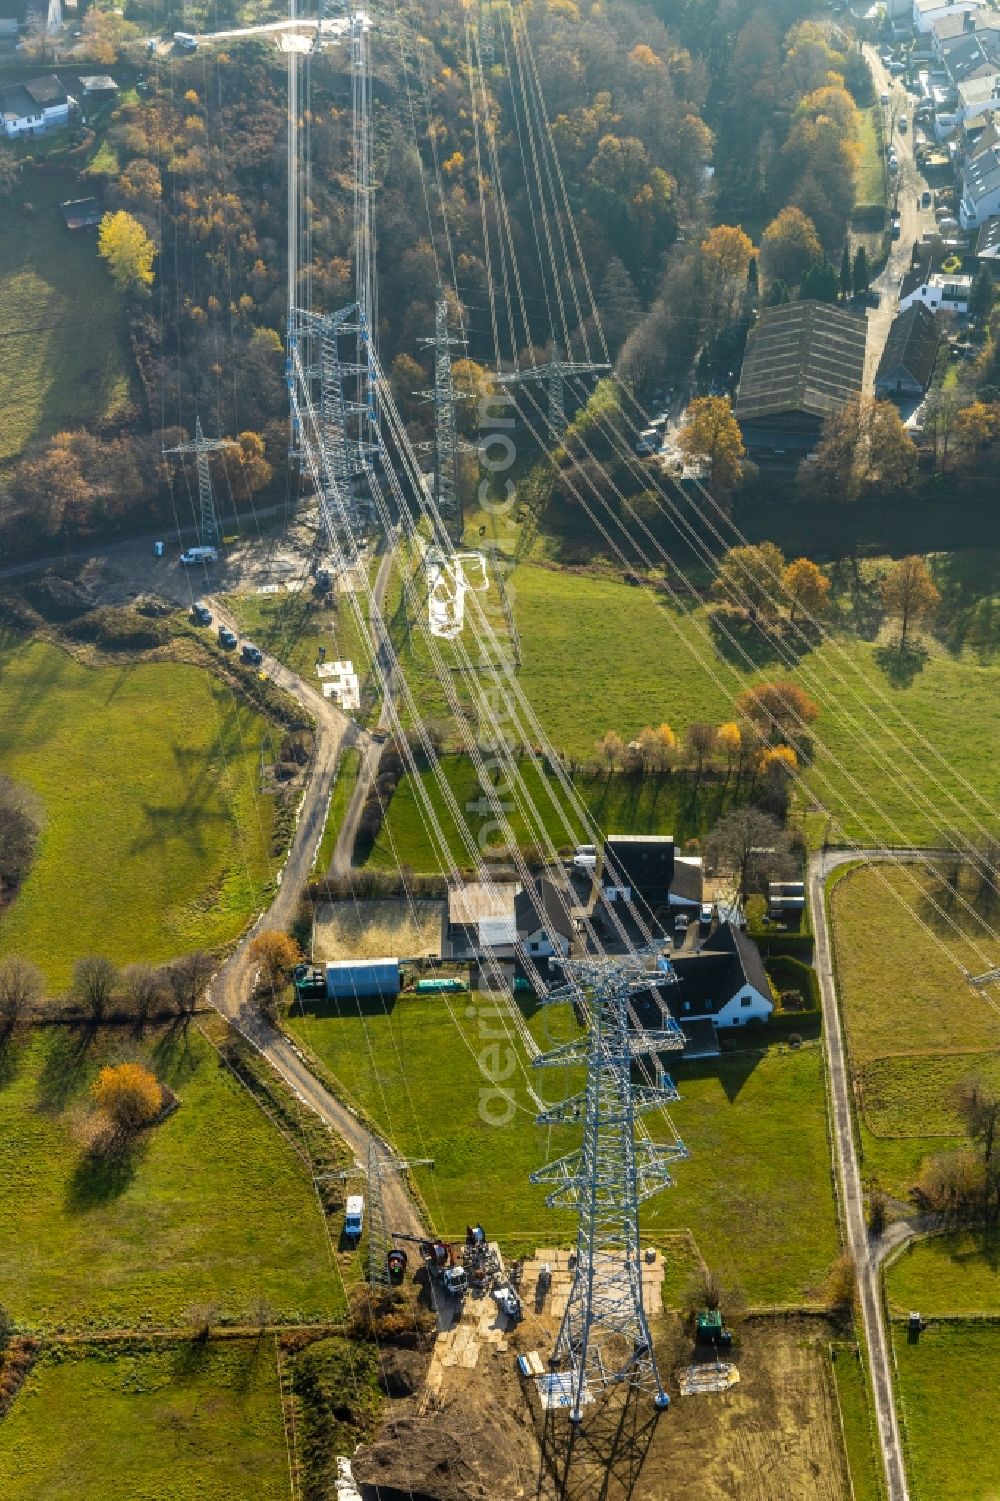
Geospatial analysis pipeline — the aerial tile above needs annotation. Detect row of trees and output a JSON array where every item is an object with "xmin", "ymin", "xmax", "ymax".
[
  {"xmin": 912, "ymin": 1078, "xmax": 1000, "ymax": 1225},
  {"xmin": 0, "ymin": 951, "xmax": 214, "ymax": 1030}
]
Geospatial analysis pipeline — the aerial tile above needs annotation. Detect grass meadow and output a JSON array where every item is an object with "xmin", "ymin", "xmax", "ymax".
[
  {"xmin": 0, "ymin": 1340, "xmax": 289, "ymax": 1501},
  {"xmin": 0, "ymin": 173, "xmax": 133, "ymax": 469},
  {"xmin": 831, "ymin": 1341, "xmax": 884, "ymax": 1501},
  {"xmin": 893, "ymin": 1322, "xmax": 1000, "ymax": 1500},
  {"xmin": 312, "ymin": 745, "xmax": 362, "ymax": 876},
  {"xmin": 287, "ymin": 995, "xmax": 839, "ymax": 1306},
  {"xmin": 0, "ymin": 635, "xmax": 278, "ymax": 990},
  {"xmin": 0, "ymin": 1024, "xmax": 341, "ymax": 1329},
  {"xmin": 830, "ymin": 864, "xmax": 1000, "ymax": 1199},
  {"xmin": 886, "ymin": 1231, "xmax": 1000, "ymax": 1317}
]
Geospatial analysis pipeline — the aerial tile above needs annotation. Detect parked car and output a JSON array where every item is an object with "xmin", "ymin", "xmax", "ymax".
[
  {"xmin": 922, "ymin": 189, "xmax": 932, "ymax": 208},
  {"xmin": 898, "ymin": 114, "xmax": 907, "ymax": 132},
  {"xmin": 880, "ymin": 89, "xmax": 890, "ymax": 106},
  {"xmin": 937, "ymin": 215, "xmax": 959, "ymax": 231},
  {"xmin": 241, "ymin": 643, "xmax": 263, "ymax": 666},
  {"xmin": 218, "ymin": 626, "xmax": 237, "ymax": 649},
  {"xmin": 699, "ymin": 902, "xmax": 713, "ymax": 929},
  {"xmin": 674, "ymin": 913, "xmax": 689, "ymax": 937},
  {"xmin": 191, "ymin": 603, "xmax": 212, "ymax": 626}
]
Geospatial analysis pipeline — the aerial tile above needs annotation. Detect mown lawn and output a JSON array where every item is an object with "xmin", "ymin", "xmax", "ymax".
[
  {"xmin": 0, "ymin": 636, "xmax": 277, "ymax": 990},
  {"xmin": 0, "ymin": 1025, "xmax": 341, "ymax": 1329},
  {"xmin": 886, "ymin": 1231, "xmax": 1000, "ymax": 1316},
  {"xmin": 855, "ymin": 106, "xmax": 887, "ymax": 207},
  {"xmin": 0, "ymin": 172, "xmax": 133, "ymax": 468},
  {"xmin": 288, "ymin": 996, "xmax": 838, "ymax": 1306},
  {"xmin": 893, "ymin": 1322, "xmax": 1000, "ymax": 1500},
  {"xmin": 831, "ymin": 1341, "xmax": 884, "ymax": 1501},
  {"xmin": 363, "ymin": 752, "xmax": 732, "ymax": 872},
  {"xmin": 0, "ymin": 1340, "xmax": 289, "ymax": 1501}
]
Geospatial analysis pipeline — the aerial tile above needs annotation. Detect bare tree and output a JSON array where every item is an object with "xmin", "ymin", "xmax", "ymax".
[
  {"xmin": 0, "ymin": 955, "xmax": 43, "ymax": 1029},
  {"xmin": 120, "ymin": 963, "xmax": 163, "ymax": 1026},
  {"xmin": 162, "ymin": 952, "xmax": 213, "ymax": 1015},
  {"xmin": 0, "ymin": 775, "xmax": 41, "ymax": 900},
  {"xmin": 71, "ymin": 955, "xmax": 119, "ymax": 1021},
  {"xmin": 684, "ymin": 722, "xmax": 718, "ymax": 788},
  {"xmin": 704, "ymin": 806, "xmax": 794, "ymax": 902}
]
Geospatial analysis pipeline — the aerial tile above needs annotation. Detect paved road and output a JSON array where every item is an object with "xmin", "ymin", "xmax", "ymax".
[
  {"xmin": 810, "ymin": 848, "xmax": 912, "ymax": 1501},
  {"xmin": 204, "ymin": 596, "xmax": 427, "ymax": 1242},
  {"xmin": 863, "ymin": 47, "xmax": 938, "ymax": 392}
]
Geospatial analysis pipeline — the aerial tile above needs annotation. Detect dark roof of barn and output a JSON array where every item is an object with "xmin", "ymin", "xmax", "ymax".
[
  {"xmin": 876, "ymin": 304, "xmax": 940, "ymax": 387},
  {"xmin": 734, "ymin": 301, "xmax": 867, "ymax": 424},
  {"xmin": 977, "ymin": 215, "xmax": 1000, "ymax": 252},
  {"xmin": 24, "ymin": 74, "xmax": 66, "ymax": 106},
  {"xmin": 515, "ymin": 876, "xmax": 575, "ymax": 939}
]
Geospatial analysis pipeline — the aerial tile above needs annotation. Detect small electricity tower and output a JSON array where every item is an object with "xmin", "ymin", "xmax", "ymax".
[
  {"xmin": 417, "ymin": 287, "xmax": 474, "ymax": 542},
  {"xmin": 163, "ymin": 419, "xmax": 237, "ymax": 547},
  {"xmin": 530, "ymin": 952, "xmax": 687, "ymax": 1422},
  {"xmin": 499, "ymin": 348, "xmax": 609, "ymax": 438},
  {"xmin": 367, "ymin": 1140, "xmax": 433, "ymax": 1288}
]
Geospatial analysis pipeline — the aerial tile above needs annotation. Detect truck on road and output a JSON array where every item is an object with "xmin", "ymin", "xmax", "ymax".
[{"xmin": 344, "ymin": 1194, "xmax": 365, "ymax": 1242}]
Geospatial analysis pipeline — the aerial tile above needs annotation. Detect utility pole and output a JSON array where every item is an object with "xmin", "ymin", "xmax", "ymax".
[
  {"xmin": 418, "ymin": 287, "xmax": 474, "ymax": 542},
  {"xmin": 499, "ymin": 349, "xmax": 610, "ymax": 439},
  {"xmin": 163, "ymin": 419, "xmax": 237, "ymax": 547},
  {"xmin": 530, "ymin": 952, "xmax": 687, "ymax": 1422},
  {"xmin": 367, "ymin": 1141, "xmax": 434, "ymax": 1288}
]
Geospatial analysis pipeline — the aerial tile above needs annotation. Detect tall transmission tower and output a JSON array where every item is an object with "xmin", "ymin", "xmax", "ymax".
[
  {"xmin": 530, "ymin": 953, "xmax": 687, "ymax": 1422},
  {"xmin": 417, "ymin": 288, "xmax": 474, "ymax": 542},
  {"xmin": 499, "ymin": 350, "xmax": 610, "ymax": 438},
  {"xmin": 478, "ymin": 0, "xmax": 495, "ymax": 64},
  {"xmin": 163, "ymin": 419, "xmax": 237, "ymax": 547}
]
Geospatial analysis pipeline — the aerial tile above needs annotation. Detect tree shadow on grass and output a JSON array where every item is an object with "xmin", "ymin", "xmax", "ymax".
[
  {"xmin": 151, "ymin": 1017, "xmax": 199, "ymax": 1092},
  {"xmin": 35, "ymin": 1024, "xmax": 98, "ymax": 1115},
  {"xmin": 171, "ymin": 1333, "xmax": 215, "ymax": 1385},
  {"xmin": 66, "ymin": 1133, "xmax": 147, "ymax": 1211},
  {"xmin": 0, "ymin": 1025, "xmax": 27, "ymax": 1091},
  {"xmin": 873, "ymin": 639, "xmax": 929, "ymax": 688}
]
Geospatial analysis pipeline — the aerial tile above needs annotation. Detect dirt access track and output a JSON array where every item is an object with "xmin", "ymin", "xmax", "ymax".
[{"xmin": 356, "ymin": 1314, "xmax": 851, "ymax": 1501}]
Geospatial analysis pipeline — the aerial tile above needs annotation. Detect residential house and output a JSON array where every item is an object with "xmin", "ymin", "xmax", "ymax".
[
  {"xmin": 956, "ymin": 71, "xmax": 1000, "ymax": 126},
  {"xmin": 631, "ymin": 922, "xmax": 775, "ymax": 1048},
  {"xmin": 77, "ymin": 75, "xmax": 119, "ymax": 101},
  {"xmin": 445, "ymin": 882, "xmax": 518, "ymax": 958},
  {"xmin": 60, "ymin": 197, "xmax": 102, "ymax": 231},
  {"xmin": 914, "ymin": 0, "xmax": 983, "ymax": 34},
  {"xmin": 515, "ymin": 875, "xmax": 576, "ymax": 959},
  {"xmin": 899, "ymin": 260, "xmax": 973, "ymax": 312},
  {"xmin": 0, "ymin": 75, "xmax": 72, "ymax": 139},
  {"xmin": 733, "ymin": 300, "xmax": 867, "ymax": 465},
  {"xmin": 875, "ymin": 304, "xmax": 942, "ymax": 397},
  {"xmin": 960, "ymin": 138, "xmax": 1000, "ymax": 225},
  {"xmin": 976, "ymin": 214, "xmax": 1000, "ymax": 257},
  {"xmin": 932, "ymin": 8, "xmax": 1000, "ymax": 54},
  {"xmin": 937, "ymin": 26, "xmax": 1000, "ymax": 86}
]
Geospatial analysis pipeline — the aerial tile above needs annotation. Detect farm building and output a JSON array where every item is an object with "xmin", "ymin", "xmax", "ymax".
[
  {"xmin": 601, "ymin": 834, "xmax": 703, "ymax": 910},
  {"xmin": 734, "ymin": 300, "xmax": 867, "ymax": 465},
  {"xmin": 324, "ymin": 958, "xmax": 400, "ymax": 1001},
  {"xmin": 446, "ymin": 883, "xmax": 518, "ymax": 957},
  {"xmin": 631, "ymin": 923, "xmax": 774, "ymax": 1047},
  {"xmin": 60, "ymin": 197, "xmax": 102, "ymax": 231},
  {"xmin": 875, "ymin": 304, "xmax": 941, "ymax": 398}
]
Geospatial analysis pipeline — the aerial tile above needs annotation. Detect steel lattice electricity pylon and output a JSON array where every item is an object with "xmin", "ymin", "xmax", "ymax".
[
  {"xmin": 530, "ymin": 952, "xmax": 687, "ymax": 1422},
  {"xmin": 417, "ymin": 288, "xmax": 474, "ymax": 543},
  {"xmin": 499, "ymin": 349, "xmax": 610, "ymax": 438},
  {"xmin": 163, "ymin": 419, "xmax": 237, "ymax": 547}
]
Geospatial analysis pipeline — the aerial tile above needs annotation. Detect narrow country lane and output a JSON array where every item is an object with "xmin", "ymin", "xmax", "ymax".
[
  {"xmin": 810, "ymin": 847, "xmax": 919, "ymax": 1501},
  {"xmin": 205, "ymin": 593, "xmax": 428, "ymax": 1243}
]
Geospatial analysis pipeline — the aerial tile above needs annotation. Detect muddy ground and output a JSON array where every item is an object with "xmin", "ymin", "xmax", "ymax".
[{"xmin": 354, "ymin": 1313, "xmax": 851, "ymax": 1501}]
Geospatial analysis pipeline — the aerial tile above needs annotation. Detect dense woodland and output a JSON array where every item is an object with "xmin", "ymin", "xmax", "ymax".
[{"xmin": 0, "ymin": 0, "xmax": 997, "ymax": 551}]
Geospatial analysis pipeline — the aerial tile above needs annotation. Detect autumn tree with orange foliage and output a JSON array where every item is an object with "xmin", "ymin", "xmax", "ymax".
[
  {"xmin": 92, "ymin": 1063, "xmax": 163, "ymax": 1133},
  {"xmin": 736, "ymin": 680, "xmax": 819, "ymax": 741}
]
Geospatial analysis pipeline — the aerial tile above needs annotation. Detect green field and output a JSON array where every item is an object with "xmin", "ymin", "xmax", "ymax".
[
  {"xmin": 893, "ymin": 1322, "xmax": 1000, "ymax": 1500},
  {"xmin": 381, "ymin": 559, "xmax": 1000, "ymax": 848},
  {"xmin": 313, "ymin": 745, "xmax": 362, "ymax": 876},
  {"xmin": 0, "ymin": 172, "xmax": 133, "ymax": 468},
  {"xmin": 0, "ymin": 636, "xmax": 277, "ymax": 990},
  {"xmin": 288, "ymin": 996, "xmax": 839, "ymax": 1306},
  {"xmin": 831, "ymin": 864, "xmax": 1000, "ymax": 1198},
  {"xmin": 886, "ymin": 1231, "xmax": 1000, "ymax": 1316},
  {"xmin": 364, "ymin": 751, "xmax": 732, "ymax": 871},
  {"xmin": 228, "ymin": 585, "xmax": 376, "ymax": 697},
  {"xmin": 0, "ymin": 1025, "xmax": 340, "ymax": 1329},
  {"xmin": 831, "ymin": 1342, "xmax": 884, "ymax": 1501},
  {"xmin": 0, "ymin": 1340, "xmax": 289, "ymax": 1500}
]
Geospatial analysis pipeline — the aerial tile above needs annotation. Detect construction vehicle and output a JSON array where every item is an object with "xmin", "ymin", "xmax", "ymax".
[
  {"xmin": 492, "ymin": 1285, "xmax": 522, "ymax": 1322},
  {"xmin": 392, "ymin": 1233, "xmax": 467, "ymax": 1296},
  {"xmin": 387, "ymin": 1249, "xmax": 408, "ymax": 1286},
  {"xmin": 293, "ymin": 963, "xmax": 326, "ymax": 1000}
]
